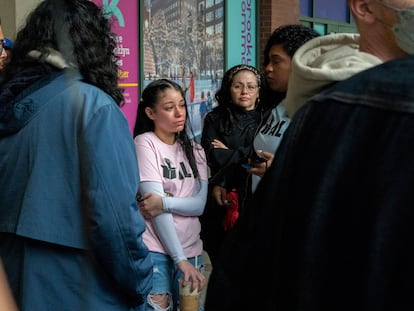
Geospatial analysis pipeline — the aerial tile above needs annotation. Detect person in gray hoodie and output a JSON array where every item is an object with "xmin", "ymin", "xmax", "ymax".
[{"xmin": 284, "ymin": 0, "xmax": 409, "ymax": 118}]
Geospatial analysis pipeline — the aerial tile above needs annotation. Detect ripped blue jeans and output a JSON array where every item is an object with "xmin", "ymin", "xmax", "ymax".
[{"xmin": 146, "ymin": 252, "xmax": 204, "ymax": 311}]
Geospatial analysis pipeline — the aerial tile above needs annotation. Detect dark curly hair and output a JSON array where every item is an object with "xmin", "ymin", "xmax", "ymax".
[
  {"xmin": 263, "ymin": 24, "xmax": 320, "ymax": 67},
  {"xmin": 134, "ymin": 79, "xmax": 201, "ymax": 179},
  {"xmin": 4, "ymin": 0, "xmax": 123, "ymax": 105},
  {"xmin": 259, "ymin": 24, "xmax": 320, "ymax": 111}
]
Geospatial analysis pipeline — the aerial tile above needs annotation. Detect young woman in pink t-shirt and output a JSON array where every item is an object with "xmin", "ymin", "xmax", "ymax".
[{"xmin": 134, "ymin": 79, "xmax": 208, "ymax": 311}]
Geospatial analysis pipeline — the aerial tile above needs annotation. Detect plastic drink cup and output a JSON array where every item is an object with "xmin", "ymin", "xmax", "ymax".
[{"xmin": 178, "ymin": 278, "xmax": 199, "ymax": 311}]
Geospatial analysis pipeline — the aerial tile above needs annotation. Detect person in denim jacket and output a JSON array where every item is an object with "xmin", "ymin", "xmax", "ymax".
[
  {"xmin": 205, "ymin": 0, "xmax": 414, "ymax": 310},
  {"xmin": 0, "ymin": 1, "xmax": 153, "ymax": 310}
]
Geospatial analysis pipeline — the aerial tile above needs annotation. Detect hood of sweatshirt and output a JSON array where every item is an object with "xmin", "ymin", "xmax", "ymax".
[{"xmin": 284, "ymin": 33, "xmax": 383, "ymax": 118}]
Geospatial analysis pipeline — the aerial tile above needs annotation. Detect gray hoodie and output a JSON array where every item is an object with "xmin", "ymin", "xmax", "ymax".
[{"xmin": 285, "ymin": 33, "xmax": 382, "ymax": 118}]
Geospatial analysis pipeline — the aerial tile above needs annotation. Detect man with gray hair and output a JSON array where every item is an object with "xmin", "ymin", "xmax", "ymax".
[{"xmin": 284, "ymin": 0, "xmax": 411, "ymax": 118}]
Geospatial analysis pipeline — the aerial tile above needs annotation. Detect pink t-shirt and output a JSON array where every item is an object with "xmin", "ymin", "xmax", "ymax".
[{"xmin": 135, "ymin": 132, "xmax": 208, "ymax": 258}]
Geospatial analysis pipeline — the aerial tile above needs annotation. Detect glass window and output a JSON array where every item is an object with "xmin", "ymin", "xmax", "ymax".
[
  {"xmin": 206, "ymin": 0, "xmax": 214, "ymax": 9},
  {"xmin": 206, "ymin": 25, "xmax": 214, "ymax": 35},
  {"xmin": 300, "ymin": 0, "xmax": 311, "ymax": 16},
  {"xmin": 313, "ymin": 23, "xmax": 326, "ymax": 35},
  {"xmin": 300, "ymin": 0, "xmax": 354, "ymax": 33},
  {"xmin": 206, "ymin": 11, "xmax": 214, "ymax": 22},
  {"xmin": 216, "ymin": 7, "xmax": 223, "ymax": 19},
  {"xmin": 314, "ymin": 0, "xmax": 348, "ymax": 22},
  {"xmin": 215, "ymin": 21, "xmax": 223, "ymax": 34}
]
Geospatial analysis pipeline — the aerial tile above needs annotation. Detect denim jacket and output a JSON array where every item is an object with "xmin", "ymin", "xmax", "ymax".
[
  {"xmin": 205, "ymin": 55, "xmax": 414, "ymax": 311},
  {"xmin": 0, "ymin": 70, "xmax": 153, "ymax": 310}
]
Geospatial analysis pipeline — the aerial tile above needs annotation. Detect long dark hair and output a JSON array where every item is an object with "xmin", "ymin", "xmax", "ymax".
[
  {"xmin": 134, "ymin": 79, "xmax": 201, "ymax": 179},
  {"xmin": 2, "ymin": 0, "xmax": 123, "ymax": 105}
]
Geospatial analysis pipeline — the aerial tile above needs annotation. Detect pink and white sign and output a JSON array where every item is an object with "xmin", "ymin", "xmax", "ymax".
[{"xmin": 92, "ymin": 0, "xmax": 139, "ymax": 135}]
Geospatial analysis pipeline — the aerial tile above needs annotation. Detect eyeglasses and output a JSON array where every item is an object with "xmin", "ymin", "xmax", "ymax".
[{"xmin": 231, "ymin": 83, "xmax": 259, "ymax": 93}]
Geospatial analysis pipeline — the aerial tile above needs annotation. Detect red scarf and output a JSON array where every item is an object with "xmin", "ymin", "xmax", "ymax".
[{"xmin": 223, "ymin": 189, "xmax": 239, "ymax": 231}]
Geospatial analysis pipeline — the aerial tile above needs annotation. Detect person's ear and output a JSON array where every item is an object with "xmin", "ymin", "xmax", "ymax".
[
  {"xmin": 145, "ymin": 107, "xmax": 155, "ymax": 120},
  {"xmin": 349, "ymin": 0, "xmax": 377, "ymax": 24}
]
